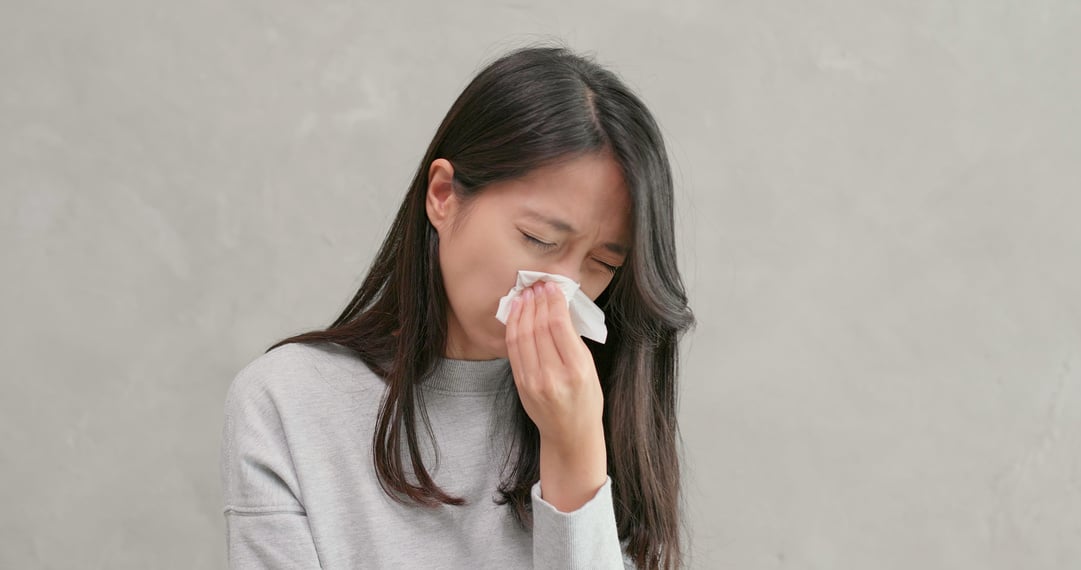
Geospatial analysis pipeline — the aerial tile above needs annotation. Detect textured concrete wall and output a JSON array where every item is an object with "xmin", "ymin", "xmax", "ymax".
[{"xmin": 2, "ymin": 1, "xmax": 1078, "ymax": 568}]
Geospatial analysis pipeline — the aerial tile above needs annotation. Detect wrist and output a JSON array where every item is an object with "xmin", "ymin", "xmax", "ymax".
[{"xmin": 538, "ymin": 430, "xmax": 608, "ymax": 512}]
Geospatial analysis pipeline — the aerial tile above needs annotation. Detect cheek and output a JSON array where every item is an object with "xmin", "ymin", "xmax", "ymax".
[
  {"xmin": 451, "ymin": 240, "xmax": 524, "ymax": 327},
  {"xmin": 581, "ymin": 274, "xmax": 615, "ymax": 301},
  {"xmin": 484, "ymin": 253, "xmax": 523, "ymax": 316}
]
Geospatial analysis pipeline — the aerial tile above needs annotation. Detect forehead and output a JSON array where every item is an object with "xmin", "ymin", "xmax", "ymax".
[{"xmin": 486, "ymin": 153, "xmax": 632, "ymax": 236}]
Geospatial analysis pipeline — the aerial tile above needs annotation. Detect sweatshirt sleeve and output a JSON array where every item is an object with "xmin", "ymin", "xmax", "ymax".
[
  {"xmin": 530, "ymin": 476, "xmax": 638, "ymax": 569},
  {"xmin": 219, "ymin": 362, "xmax": 322, "ymax": 569}
]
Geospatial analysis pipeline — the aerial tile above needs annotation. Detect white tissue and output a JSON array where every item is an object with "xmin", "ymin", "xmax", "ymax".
[{"xmin": 495, "ymin": 270, "xmax": 607, "ymax": 344}]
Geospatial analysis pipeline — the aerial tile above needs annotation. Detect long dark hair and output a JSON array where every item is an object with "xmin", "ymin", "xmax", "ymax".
[{"xmin": 268, "ymin": 42, "xmax": 696, "ymax": 569}]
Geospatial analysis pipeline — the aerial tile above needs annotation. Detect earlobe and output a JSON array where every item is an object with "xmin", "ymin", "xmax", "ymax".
[{"xmin": 426, "ymin": 158, "xmax": 456, "ymax": 230}]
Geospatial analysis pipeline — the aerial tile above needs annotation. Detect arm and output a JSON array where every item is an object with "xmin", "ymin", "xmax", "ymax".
[
  {"xmin": 504, "ymin": 283, "xmax": 638, "ymax": 568},
  {"xmin": 219, "ymin": 365, "xmax": 322, "ymax": 569}
]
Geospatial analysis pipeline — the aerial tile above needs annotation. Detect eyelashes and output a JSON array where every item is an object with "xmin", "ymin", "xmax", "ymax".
[
  {"xmin": 598, "ymin": 262, "xmax": 620, "ymax": 274},
  {"xmin": 522, "ymin": 233, "xmax": 557, "ymax": 250},
  {"xmin": 521, "ymin": 232, "xmax": 619, "ymax": 274}
]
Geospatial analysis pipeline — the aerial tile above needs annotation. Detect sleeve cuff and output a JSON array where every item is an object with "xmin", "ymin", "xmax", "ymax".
[{"xmin": 531, "ymin": 475, "xmax": 625, "ymax": 569}]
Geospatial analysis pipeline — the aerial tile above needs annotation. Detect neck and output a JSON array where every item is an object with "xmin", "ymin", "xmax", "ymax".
[{"xmin": 445, "ymin": 308, "xmax": 503, "ymax": 360}]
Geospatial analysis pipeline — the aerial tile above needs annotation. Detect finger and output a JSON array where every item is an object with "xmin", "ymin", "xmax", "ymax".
[
  {"xmin": 515, "ymin": 287, "xmax": 540, "ymax": 385},
  {"xmin": 544, "ymin": 281, "xmax": 589, "ymax": 362},
  {"xmin": 533, "ymin": 282, "xmax": 564, "ymax": 367},
  {"xmin": 505, "ymin": 295, "xmax": 523, "ymax": 375}
]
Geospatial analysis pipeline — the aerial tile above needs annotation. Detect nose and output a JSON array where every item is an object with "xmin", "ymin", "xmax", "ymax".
[{"xmin": 539, "ymin": 263, "xmax": 581, "ymax": 286}]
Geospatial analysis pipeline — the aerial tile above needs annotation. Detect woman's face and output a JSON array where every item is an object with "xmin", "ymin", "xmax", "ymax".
[{"xmin": 426, "ymin": 152, "xmax": 632, "ymax": 360}]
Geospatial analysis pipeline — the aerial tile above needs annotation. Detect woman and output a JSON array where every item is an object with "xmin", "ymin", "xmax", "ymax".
[{"xmin": 220, "ymin": 44, "xmax": 695, "ymax": 569}]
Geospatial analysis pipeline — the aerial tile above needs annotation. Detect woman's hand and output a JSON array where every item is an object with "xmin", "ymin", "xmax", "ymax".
[{"xmin": 505, "ymin": 280, "xmax": 607, "ymax": 511}]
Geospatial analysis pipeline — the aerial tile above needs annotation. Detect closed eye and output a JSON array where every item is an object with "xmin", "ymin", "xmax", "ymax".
[
  {"xmin": 521, "ymin": 232, "xmax": 557, "ymax": 250},
  {"xmin": 597, "ymin": 261, "xmax": 619, "ymax": 274}
]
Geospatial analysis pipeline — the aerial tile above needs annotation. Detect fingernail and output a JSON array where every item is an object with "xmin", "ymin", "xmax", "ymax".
[{"xmin": 523, "ymin": 289, "xmax": 533, "ymax": 300}]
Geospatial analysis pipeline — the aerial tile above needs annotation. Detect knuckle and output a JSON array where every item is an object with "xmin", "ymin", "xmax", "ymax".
[
  {"xmin": 549, "ymin": 318, "xmax": 568, "ymax": 334},
  {"xmin": 534, "ymin": 380, "xmax": 555, "ymax": 399}
]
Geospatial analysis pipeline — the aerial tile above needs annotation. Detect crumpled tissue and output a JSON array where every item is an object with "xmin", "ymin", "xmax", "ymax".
[{"xmin": 495, "ymin": 270, "xmax": 607, "ymax": 344}]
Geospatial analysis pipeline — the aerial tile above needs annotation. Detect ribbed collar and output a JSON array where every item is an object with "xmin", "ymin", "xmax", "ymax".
[{"xmin": 419, "ymin": 356, "xmax": 514, "ymax": 394}]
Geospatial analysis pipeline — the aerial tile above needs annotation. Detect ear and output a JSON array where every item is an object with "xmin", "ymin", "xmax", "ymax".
[{"xmin": 425, "ymin": 158, "xmax": 457, "ymax": 234}]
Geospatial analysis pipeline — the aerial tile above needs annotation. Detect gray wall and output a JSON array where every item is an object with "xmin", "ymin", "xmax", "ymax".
[{"xmin": 3, "ymin": 1, "xmax": 1078, "ymax": 568}]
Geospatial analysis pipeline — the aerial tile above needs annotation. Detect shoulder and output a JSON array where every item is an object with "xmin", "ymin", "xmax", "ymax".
[{"xmin": 224, "ymin": 341, "xmax": 384, "ymax": 414}]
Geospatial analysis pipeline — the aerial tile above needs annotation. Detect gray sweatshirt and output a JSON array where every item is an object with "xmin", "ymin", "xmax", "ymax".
[{"xmin": 219, "ymin": 341, "xmax": 636, "ymax": 569}]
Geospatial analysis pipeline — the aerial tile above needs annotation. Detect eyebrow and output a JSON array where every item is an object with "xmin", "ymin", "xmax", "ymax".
[{"xmin": 521, "ymin": 209, "xmax": 629, "ymax": 256}]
